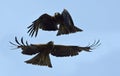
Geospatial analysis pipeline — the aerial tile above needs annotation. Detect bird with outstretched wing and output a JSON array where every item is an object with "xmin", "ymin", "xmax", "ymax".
[
  {"xmin": 10, "ymin": 37, "xmax": 100, "ymax": 68},
  {"xmin": 27, "ymin": 9, "xmax": 83, "ymax": 37}
]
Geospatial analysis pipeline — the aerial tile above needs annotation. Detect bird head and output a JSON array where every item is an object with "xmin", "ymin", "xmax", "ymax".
[
  {"xmin": 54, "ymin": 12, "xmax": 61, "ymax": 16},
  {"xmin": 54, "ymin": 12, "xmax": 61, "ymax": 19},
  {"xmin": 47, "ymin": 41, "xmax": 54, "ymax": 45}
]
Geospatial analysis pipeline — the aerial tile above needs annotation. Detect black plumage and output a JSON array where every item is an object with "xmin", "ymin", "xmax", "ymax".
[
  {"xmin": 27, "ymin": 9, "xmax": 83, "ymax": 37},
  {"xmin": 10, "ymin": 37, "xmax": 100, "ymax": 68}
]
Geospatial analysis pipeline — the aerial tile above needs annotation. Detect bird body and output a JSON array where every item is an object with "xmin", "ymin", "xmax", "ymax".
[
  {"xmin": 10, "ymin": 37, "xmax": 100, "ymax": 68},
  {"xmin": 27, "ymin": 9, "xmax": 83, "ymax": 37}
]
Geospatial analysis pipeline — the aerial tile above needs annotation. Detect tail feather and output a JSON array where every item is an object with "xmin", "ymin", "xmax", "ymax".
[
  {"xmin": 69, "ymin": 25, "xmax": 83, "ymax": 33},
  {"xmin": 57, "ymin": 25, "xmax": 82, "ymax": 36},
  {"xmin": 25, "ymin": 53, "xmax": 52, "ymax": 68}
]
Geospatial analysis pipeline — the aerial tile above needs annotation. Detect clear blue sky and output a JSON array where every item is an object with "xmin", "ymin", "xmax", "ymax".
[{"xmin": 0, "ymin": 0, "xmax": 120, "ymax": 76}]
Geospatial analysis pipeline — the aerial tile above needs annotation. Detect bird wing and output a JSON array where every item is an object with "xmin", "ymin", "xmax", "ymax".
[
  {"xmin": 51, "ymin": 40, "xmax": 100, "ymax": 57},
  {"xmin": 10, "ymin": 37, "xmax": 49, "ymax": 55},
  {"xmin": 62, "ymin": 9, "xmax": 74, "ymax": 26},
  {"xmin": 57, "ymin": 9, "xmax": 83, "ymax": 36},
  {"xmin": 51, "ymin": 45, "xmax": 83, "ymax": 57},
  {"xmin": 27, "ymin": 14, "xmax": 58, "ymax": 37},
  {"xmin": 27, "ymin": 16, "xmax": 42, "ymax": 37},
  {"xmin": 21, "ymin": 44, "xmax": 48, "ymax": 55}
]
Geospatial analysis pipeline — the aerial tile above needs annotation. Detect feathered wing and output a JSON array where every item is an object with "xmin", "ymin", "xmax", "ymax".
[
  {"xmin": 51, "ymin": 40, "xmax": 100, "ymax": 57},
  {"xmin": 51, "ymin": 45, "xmax": 90, "ymax": 57},
  {"xmin": 27, "ymin": 14, "xmax": 58, "ymax": 37},
  {"xmin": 10, "ymin": 37, "xmax": 53, "ymax": 67},
  {"xmin": 57, "ymin": 9, "xmax": 83, "ymax": 36}
]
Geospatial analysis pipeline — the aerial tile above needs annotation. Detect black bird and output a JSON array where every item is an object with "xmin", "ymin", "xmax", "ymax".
[
  {"xmin": 27, "ymin": 9, "xmax": 83, "ymax": 37},
  {"xmin": 10, "ymin": 37, "xmax": 100, "ymax": 68}
]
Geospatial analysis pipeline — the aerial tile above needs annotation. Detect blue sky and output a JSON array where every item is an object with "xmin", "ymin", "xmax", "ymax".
[{"xmin": 0, "ymin": 0, "xmax": 120, "ymax": 76}]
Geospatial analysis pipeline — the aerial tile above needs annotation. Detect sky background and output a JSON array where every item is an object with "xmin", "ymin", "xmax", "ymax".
[{"xmin": 0, "ymin": 0, "xmax": 120, "ymax": 76}]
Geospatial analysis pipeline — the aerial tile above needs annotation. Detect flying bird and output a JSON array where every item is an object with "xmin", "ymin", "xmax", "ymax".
[
  {"xmin": 10, "ymin": 37, "xmax": 100, "ymax": 68},
  {"xmin": 27, "ymin": 9, "xmax": 83, "ymax": 37}
]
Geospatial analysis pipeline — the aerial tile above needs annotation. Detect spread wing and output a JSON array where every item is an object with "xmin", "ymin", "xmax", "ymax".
[
  {"xmin": 27, "ymin": 14, "xmax": 58, "ymax": 37},
  {"xmin": 62, "ymin": 9, "xmax": 74, "ymax": 26},
  {"xmin": 57, "ymin": 9, "xmax": 83, "ymax": 36},
  {"xmin": 9, "ymin": 37, "xmax": 48, "ymax": 55},
  {"xmin": 51, "ymin": 40, "xmax": 100, "ymax": 57}
]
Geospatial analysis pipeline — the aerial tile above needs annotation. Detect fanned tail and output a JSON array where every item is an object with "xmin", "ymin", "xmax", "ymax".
[
  {"xmin": 25, "ymin": 53, "xmax": 52, "ymax": 68},
  {"xmin": 69, "ymin": 25, "xmax": 83, "ymax": 33},
  {"xmin": 57, "ymin": 25, "xmax": 82, "ymax": 36}
]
